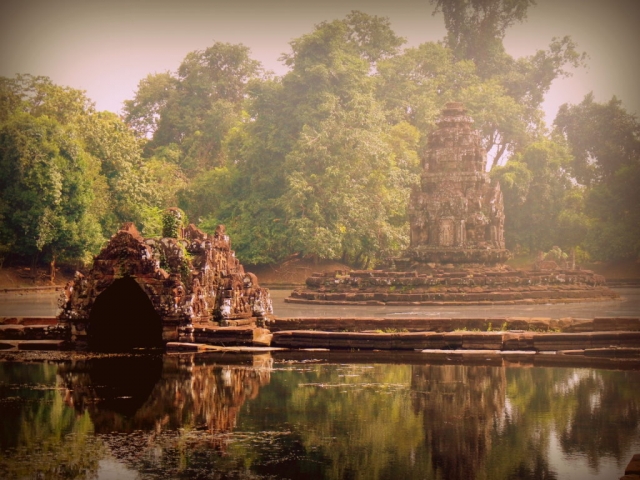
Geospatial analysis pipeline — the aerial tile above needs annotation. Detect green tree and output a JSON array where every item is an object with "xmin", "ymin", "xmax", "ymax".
[
  {"xmin": 431, "ymin": 0, "xmax": 535, "ymax": 78},
  {"xmin": 491, "ymin": 136, "xmax": 578, "ymax": 254},
  {"xmin": 202, "ymin": 12, "xmax": 415, "ymax": 266},
  {"xmin": 122, "ymin": 72, "xmax": 177, "ymax": 139},
  {"xmin": 124, "ymin": 43, "xmax": 263, "ymax": 178},
  {"xmin": 0, "ymin": 74, "xmax": 160, "ymax": 271},
  {"xmin": 377, "ymin": 42, "xmax": 529, "ymax": 168},
  {"xmin": 423, "ymin": 0, "xmax": 586, "ymax": 167},
  {"xmin": 554, "ymin": 94, "xmax": 640, "ymax": 261},
  {"xmin": 81, "ymin": 110, "xmax": 160, "ymax": 235},
  {"xmin": 554, "ymin": 93, "xmax": 640, "ymax": 187},
  {"xmin": 0, "ymin": 113, "xmax": 102, "ymax": 280}
]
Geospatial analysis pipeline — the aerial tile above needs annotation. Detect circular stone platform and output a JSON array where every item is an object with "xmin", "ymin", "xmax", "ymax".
[{"xmin": 286, "ymin": 266, "xmax": 619, "ymax": 306}]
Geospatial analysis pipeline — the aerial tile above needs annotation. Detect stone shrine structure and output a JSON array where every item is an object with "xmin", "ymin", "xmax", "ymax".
[
  {"xmin": 408, "ymin": 102, "xmax": 509, "ymax": 264},
  {"xmin": 58, "ymin": 209, "xmax": 273, "ymax": 350},
  {"xmin": 286, "ymin": 103, "xmax": 617, "ymax": 306}
]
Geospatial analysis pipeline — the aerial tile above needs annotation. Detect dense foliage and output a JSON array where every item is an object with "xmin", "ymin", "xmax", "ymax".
[
  {"xmin": 0, "ymin": 75, "xmax": 161, "ymax": 278},
  {"xmin": 1, "ymin": 2, "xmax": 638, "ymax": 273}
]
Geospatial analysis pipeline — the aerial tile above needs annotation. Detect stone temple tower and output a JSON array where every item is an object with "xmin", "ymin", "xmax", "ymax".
[
  {"xmin": 408, "ymin": 102, "xmax": 510, "ymax": 264},
  {"xmin": 287, "ymin": 102, "xmax": 616, "ymax": 305}
]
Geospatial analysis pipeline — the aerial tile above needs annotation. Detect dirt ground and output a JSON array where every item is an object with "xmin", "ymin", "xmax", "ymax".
[
  {"xmin": 246, "ymin": 258, "xmax": 352, "ymax": 286},
  {"xmin": 0, "ymin": 265, "xmax": 74, "ymax": 289}
]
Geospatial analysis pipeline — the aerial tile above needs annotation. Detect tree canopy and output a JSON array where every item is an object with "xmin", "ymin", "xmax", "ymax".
[
  {"xmin": 554, "ymin": 94, "xmax": 640, "ymax": 260},
  {"xmin": 2, "ymin": 3, "xmax": 638, "ymax": 272},
  {"xmin": 0, "ymin": 75, "xmax": 160, "ymax": 277}
]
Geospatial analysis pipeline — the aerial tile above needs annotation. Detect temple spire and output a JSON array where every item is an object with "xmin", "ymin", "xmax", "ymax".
[{"xmin": 409, "ymin": 102, "xmax": 509, "ymax": 264}]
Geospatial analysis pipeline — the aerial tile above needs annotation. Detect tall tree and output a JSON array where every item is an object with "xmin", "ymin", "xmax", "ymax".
[
  {"xmin": 0, "ymin": 75, "xmax": 160, "ymax": 271},
  {"xmin": 377, "ymin": 42, "xmax": 529, "ymax": 168},
  {"xmin": 0, "ymin": 113, "xmax": 102, "ymax": 279},
  {"xmin": 81, "ymin": 110, "xmax": 159, "ymax": 234},
  {"xmin": 426, "ymin": 0, "xmax": 586, "ymax": 167},
  {"xmin": 431, "ymin": 0, "xmax": 535, "ymax": 77},
  {"xmin": 199, "ymin": 12, "xmax": 413, "ymax": 266},
  {"xmin": 491, "ymin": 136, "xmax": 578, "ymax": 254},
  {"xmin": 124, "ymin": 43, "xmax": 263, "ymax": 178},
  {"xmin": 554, "ymin": 94, "xmax": 640, "ymax": 261},
  {"xmin": 554, "ymin": 93, "xmax": 640, "ymax": 186}
]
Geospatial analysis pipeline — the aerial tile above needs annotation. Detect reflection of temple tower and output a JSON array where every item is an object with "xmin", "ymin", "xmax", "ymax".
[
  {"xmin": 411, "ymin": 365, "xmax": 507, "ymax": 480},
  {"xmin": 409, "ymin": 103, "xmax": 510, "ymax": 264}
]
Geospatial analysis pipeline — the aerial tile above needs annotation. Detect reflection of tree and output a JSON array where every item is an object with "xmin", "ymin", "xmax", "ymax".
[
  {"xmin": 484, "ymin": 367, "xmax": 640, "ymax": 479},
  {"xmin": 2, "ymin": 358, "xmax": 639, "ymax": 479},
  {"xmin": 0, "ymin": 362, "xmax": 103, "ymax": 480},
  {"xmin": 556, "ymin": 370, "xmax": 640, "ymax": 469},
  {"xmin": 479, "ymin": 367, "xmax": 570, "ymax": 480},
  {"xmin": 244, "ymin": 364, "xmax": 429, "ymax": 479}
]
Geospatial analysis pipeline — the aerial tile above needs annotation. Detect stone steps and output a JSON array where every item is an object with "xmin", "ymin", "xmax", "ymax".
[
  {"xmin": 287, "ymin": 287, "xmax": 618, "ymax": 305},
  {"xmin": 271, "ymin": 316, "xmax": 640, "ymax": 333},
  {"xmin": 166, "ymin": 342, "xmax": 284, "ymax": 353},
  {"xmin": 1, "ymin": 316, "xmax": 638, "ymax": 353},
  {"xmin": 271, "ymin": 330, "xmax": 640, "ymax": 351},
  {"xmin": 0, "ymin": 316, "xmax": 60, "ymax": 326},
  {"xmin": 0, "ymin": 339, "xmax": 68, "ymax": 351},
  {"xmin": 0, "ymin": 323, "xmax": 69, "ymax": 340},
  {"xmin": 179, "ymin": 325, "xmax": 273, "ymax": 347}
]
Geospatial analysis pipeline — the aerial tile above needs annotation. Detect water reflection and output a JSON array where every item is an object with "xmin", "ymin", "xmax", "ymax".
[
  {"xmin": 0, "ymin": 356, "xmax": 638, "ymax": 479},
  {"xmin": 411, "ymin": 365, "xmax": 507, "ymax": 479},
  {"xmin": 61, "ymin": 355, "xmax": 272, "ymax": 443}
]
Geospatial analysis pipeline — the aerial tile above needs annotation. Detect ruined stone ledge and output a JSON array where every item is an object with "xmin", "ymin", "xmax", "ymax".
[
  {"xmin": 165, "ymin": 342, "xmax": 285, "ymax": 353},
  {"xmin": 409, "ymin": 248, "xmax": 512, "ymax": 264},
  {"xmin": 303, "ymin": 268, "xmax": 610, "ymax": 294},
  {"xmin": 271, "ymin": 330, "xmax": 640, "ymax": 351},
  {"xmin": 0, "ymin": 286, "xmax": 64, "ymax": 293},
  {"xmin": 271, "ymin": 316, "xmax": 639, "ymax": 333},
  {"xmin": 0, "ymin": 324, "xmax": 69, "ymax": 340},
  {"xmin": 285, "ymin": 293, "xmax": 618, "ymax": 306},
  {"xmin": 0, "ymin": 316, "xmax": 61, "ymax": 326},
  {"xmin": 623, "ymin": 454, "xmax": 640, "ymax": 478},
  {"xmin": 2, "ymin": 316, "xmax": 638, "ymax": 352},
  {"xmin": 0, "ymin": 340, "xmax": 69, "ymax": 351},
  {"xmin": 179, "ymin": 325, "xmax": 272, "ymax": 347}
]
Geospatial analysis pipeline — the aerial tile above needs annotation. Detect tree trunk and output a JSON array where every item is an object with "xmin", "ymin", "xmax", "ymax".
[
  {"xmin": 31, "ymin": 253, "xmax": 39, "ymax": 284},
  {"xmin": 354, "ymin": 252, "xmax": 363, "ymax": 268},
  {"xmin": 490, "ymin": 144, "xmax": 508, "ymax": 170},
  {"xmin": 49, "ymin": 253, "xmax": 56, "ymax": 284}
]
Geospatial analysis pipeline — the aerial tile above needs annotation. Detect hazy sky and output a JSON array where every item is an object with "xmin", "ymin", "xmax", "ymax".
[{"xmin": 1, "ymin": 0, "xmax": 638, "ymax": 125}]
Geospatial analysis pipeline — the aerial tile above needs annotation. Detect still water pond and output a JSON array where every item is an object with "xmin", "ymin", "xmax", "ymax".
[{"xmin": 0, "ymin": 354, "xmax": 638, "ymax": 480}]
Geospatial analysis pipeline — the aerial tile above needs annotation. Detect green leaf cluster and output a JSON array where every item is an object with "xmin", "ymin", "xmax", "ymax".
[
  {"xmin": 0, "ymin": 75, "xmax": 160, "ymax": 272},
  {"xmin": 554, "ymin": 95, "xmax": 640, "ymax": 261}
]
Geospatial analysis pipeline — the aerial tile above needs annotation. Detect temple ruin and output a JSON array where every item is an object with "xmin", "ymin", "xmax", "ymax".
[
  {"xmin": 287, "ymin": 103, "xmax": 618, "ymax": 305},
  {"xmin": 408, "ymin": 102, "xmax": 509, "ymax": 264},
  {"xmin": 58, "ymin": 209, "xmax": 273, "ymax": 350}
]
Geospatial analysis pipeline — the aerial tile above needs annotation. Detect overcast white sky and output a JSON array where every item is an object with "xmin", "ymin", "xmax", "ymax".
[{"xmin": 1, "ymin": 0, "xmax": 639, "ymax": 126}]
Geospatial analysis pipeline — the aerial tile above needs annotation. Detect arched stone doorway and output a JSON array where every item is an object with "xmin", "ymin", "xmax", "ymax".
[{"xmin": 88, "ymin": 276, "xmax": 164, "ymax": 351}]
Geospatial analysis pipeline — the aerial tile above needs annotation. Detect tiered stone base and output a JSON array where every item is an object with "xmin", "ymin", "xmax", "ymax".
[{"xmin": 287, "ymin": 267, "xmax": 618, "ymax": 305}]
